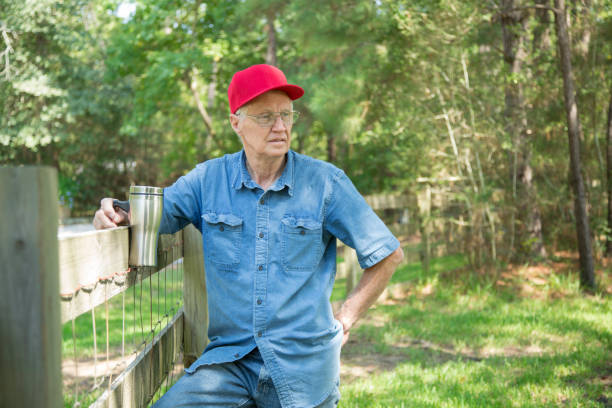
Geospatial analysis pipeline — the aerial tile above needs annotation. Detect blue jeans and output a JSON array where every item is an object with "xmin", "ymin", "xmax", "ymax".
[{"xmin": 153, "ymin": 348, "xmax": 341, "ymax": 407}]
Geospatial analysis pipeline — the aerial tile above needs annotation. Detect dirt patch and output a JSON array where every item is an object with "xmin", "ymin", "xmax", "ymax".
[
  {"xmin": 339, "ymin": 292, "xmax": 571, "ymax": 385},
  {"xmin": 339, "ymin": 321, "xmax": 559, "ymax": 385},
  {"xmin": 340, "ymin": 333, "xmax": 407, "ymax": 384},
  {"xmin": 493, "ymin": 253, "xmax": 611, "ymax": 298},
  {"xmin": 62, "ymin": 350, "xmax": 184, "ymax": 402},
  {"xmin": 340, "ymin": 352, "xmax": 405, "ymax": 384}
]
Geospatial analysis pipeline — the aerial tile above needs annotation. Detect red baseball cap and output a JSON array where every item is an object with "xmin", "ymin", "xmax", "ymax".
[{"xmin": 228, "ymin": 64, "xmax": 304, "ymax": 114}]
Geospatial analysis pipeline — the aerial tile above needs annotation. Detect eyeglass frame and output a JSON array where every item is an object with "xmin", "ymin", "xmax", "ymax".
[{"xmin": 235, "ymin": 107, "xmax": 300, "ymax": 128}]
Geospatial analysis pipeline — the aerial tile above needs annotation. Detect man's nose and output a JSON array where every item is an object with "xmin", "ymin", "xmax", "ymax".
[{"xmin": 271, "ymin": 114, "xmax": 287, "ymax": 130}]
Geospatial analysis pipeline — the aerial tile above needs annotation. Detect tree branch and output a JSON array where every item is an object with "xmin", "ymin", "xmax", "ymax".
[
  {"xmin": 487, "ymin": 4, "xmax": 560, "ymax": 16},
  {"xmin": 1, "ymin": 23, "xmax": 14, "ymax": 80},
  {"xmin": 189, "ymin": 70, "xmax": 216, "ymax": 137},
  {"xmin": 188, "ymin": 69, "xmax": 226, "ymax": 152}
]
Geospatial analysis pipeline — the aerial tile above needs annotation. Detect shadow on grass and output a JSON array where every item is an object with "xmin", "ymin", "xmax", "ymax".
[
  {"xmin": 339, "ymin": 265, "xmax": 611, "ymax": 407},
  {"xmin": 341, "ymin": 331, "xmax": 611, "ymax": 407}
]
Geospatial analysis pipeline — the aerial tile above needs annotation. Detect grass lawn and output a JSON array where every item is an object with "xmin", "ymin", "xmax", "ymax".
[
  {"xmin": 331, "ymin": 253, "xmax": 466, "ymax": 302},
  {"xmin": 61, "ymin": 253, "xmax": 611, "ymax": 407},
  {"xmin": 338, "ymin": 256, "xmax": 611, "ymax": 407}
]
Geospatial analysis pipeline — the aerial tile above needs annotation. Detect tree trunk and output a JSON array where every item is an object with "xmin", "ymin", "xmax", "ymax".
[
  {"xmin": 327, "ymin": 134, "xmax": 336, "ymax": 163},
  {"xmin": 533, "ymin": 0, "xmax": 552, "ymax": 54},
  {"xmin": 573, "ymin": 0, "xmax": 592, "ymax": 57},
  {"xmin": 501, "ymin": 0, "xmax": 546, "ymax": 260},
  {"xmin": 207, "ymin": 60, "xmax": 217, "ymax": 111},
  {"xmin": 418, "ymin": 185, "xmax": 432, "ymax": 273},
  {"xmin": 607, "ymin": 90, "xmax": 612, "ymax": 256},
  {"xmin": 265, "ymin": 10, "xmax": 277, "ymax": 66},
  {"xmin": 554, "ymin": 0, "xmax": 596, "ymax": 290}
]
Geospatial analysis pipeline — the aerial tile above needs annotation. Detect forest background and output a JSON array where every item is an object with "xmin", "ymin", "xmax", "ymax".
[{"xmin": 1, "ymin": 0, "xmax": 612, "ymax": 288}]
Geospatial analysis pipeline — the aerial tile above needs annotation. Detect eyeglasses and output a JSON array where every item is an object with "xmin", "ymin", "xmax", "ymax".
[{"xmin": 242, "ymin": 110, "xmax": 300, "ymax": 127}]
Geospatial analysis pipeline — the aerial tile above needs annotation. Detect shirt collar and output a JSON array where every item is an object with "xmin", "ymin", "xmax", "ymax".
[{"xmin": 233, "ymin": 149, "xmax": 294, "ymax": 196}]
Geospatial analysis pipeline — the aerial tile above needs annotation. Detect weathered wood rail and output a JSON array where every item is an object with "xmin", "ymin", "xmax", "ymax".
[
  {"xmin": 58, "ymin": 227, "xmax": 183, "ymax": 324},
  {"xmin": 1, "ymin": 166, "xmax": 426, "ymax": 408},
  {"xmin": 1, "ymin": 167, "xmax": 208, "ymax": 408}
]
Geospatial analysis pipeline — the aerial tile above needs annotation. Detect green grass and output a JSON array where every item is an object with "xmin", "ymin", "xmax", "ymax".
[
  {"xmin": 389, "ymin": 253, "xmax": 467, "ymax": 285},
  {"xmin": 330, "ymin": 253, "xmax": 467, "ymax": 302},
  {"xmin": 338, "ymin": 264, "xmax": 611, "ymax": 407},
  {"xmin": 62, "ymin": 254, "xmax": 611, "ymax": 407}
]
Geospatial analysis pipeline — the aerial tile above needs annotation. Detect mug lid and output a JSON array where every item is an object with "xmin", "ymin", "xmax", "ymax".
[{"xmin": 129, "ymin": 185, "xmax": 164, "ymax": 196}]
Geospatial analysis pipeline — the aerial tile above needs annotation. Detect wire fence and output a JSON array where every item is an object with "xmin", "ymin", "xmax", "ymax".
[{"xmin": 60, "ymin": 240, "xmax": 185, "ymax": 407}]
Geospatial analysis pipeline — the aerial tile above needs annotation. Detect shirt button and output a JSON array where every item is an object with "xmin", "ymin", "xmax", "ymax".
[
  {"xmin": 257, "ymin": 298, "xmax": 262, "ymax": 305},
  {"xmin": 300, "ymin": 230, "xmax": 305, "ymax": 235},
  {"xmin": 219, "ymin": 226, "xmax": 224, "ymax": 232},
  {"xmin": 259, "ymin": 232, "xmax": 264, "ymax": 238},
  {"xmin": 257, "ymin": 331, "xmax": 263, "ymax": 337},
  {"xmin": 234, "ymin": 353, "xmax": 239, "ymax": 358},
  {"xmin": 259, "ymin": 198, "xmax": 265, "ymax": 205},
  {"xmin": 258, "ymin": 265, "xmax": 263, "ymax": 271}
]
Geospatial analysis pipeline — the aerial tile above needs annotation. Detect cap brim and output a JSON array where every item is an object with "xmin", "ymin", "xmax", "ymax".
[
  {"xmin": 274, "ymin": 84, "xmax": 304, "ymax": 101},
  {"xmin": 235, "ymin": 84, "xmax": 304, "ymax": 113}
]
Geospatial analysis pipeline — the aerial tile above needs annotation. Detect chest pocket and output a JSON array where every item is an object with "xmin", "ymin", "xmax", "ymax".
[
  {"xmin": 202, "ymin": 212, "xmax": 243, "ymax": 269},
  {"xmin": 281, "ymin": 216, "xmax": 323, "ymax": 271}
]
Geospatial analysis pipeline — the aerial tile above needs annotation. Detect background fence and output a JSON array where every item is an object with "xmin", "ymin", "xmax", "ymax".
[{"xmin": 1, "ymin": 166, "xmax": 457, "ymax": 407}]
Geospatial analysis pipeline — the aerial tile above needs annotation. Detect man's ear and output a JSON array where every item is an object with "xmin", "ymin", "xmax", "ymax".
[{"xmin": 230, "ymin": 114, "xmax": 241, "ymax": 133}]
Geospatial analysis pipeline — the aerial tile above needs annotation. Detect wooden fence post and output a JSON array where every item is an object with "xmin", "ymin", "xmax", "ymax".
[
  {"xmin": 417, "ymin": 184, "xmax": 432, "ymax": 273},
  {"xmin": 182, "ymin": 224, "xmax": 208, "ymax": 368},
  {"xmin": 0, "ymin": 166, "xmax": 62, "ymax": 408}
]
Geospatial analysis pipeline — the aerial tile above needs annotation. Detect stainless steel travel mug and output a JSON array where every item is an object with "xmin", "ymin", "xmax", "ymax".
[{"xmin": 113, "ymin": 186, "xmax": 164, "ymax": 267}]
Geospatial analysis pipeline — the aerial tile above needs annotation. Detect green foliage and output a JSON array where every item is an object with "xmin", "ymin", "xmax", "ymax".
[
  {"xmin": 0, "ymin": 0, "xmax": 74, "ymax": 154},
  {"xmin": 2, "ymin": 0, "xmax": 612, "ymax": 264}
]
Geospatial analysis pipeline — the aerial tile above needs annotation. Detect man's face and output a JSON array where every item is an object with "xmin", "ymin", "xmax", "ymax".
[{"xmin": 231, "ymin": 90, "xmax": 293, "ymax": 161}]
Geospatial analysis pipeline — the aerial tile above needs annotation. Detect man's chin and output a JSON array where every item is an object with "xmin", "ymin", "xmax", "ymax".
[{"xmin": 266, "ymin": 142, "xmax": 289, "ymax": 154}]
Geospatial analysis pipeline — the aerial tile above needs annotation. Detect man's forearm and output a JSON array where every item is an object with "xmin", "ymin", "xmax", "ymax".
[{"xmin": 335, "ymin": 247, "xmax": 404, "ymax": 336}]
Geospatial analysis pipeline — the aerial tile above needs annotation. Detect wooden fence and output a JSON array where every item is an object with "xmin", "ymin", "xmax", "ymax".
[
  {"xmin": 1, "ymin": 166, "xmax": 433, "ymax": 408},
  {"xmin": 1, "ymin": 167, "xmax": 209, "ymax": 407}
]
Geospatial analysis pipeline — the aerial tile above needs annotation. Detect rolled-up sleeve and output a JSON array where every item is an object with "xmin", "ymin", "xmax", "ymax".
[{"xmin": 324, "ymin": 170, "xmax": 400, "ymax": 269}]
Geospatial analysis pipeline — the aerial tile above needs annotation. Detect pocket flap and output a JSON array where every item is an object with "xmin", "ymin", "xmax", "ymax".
[
  {"xmin": 202, "ymin": 212, "xmax": 243, "ymax": 227},
  {"xmin": 281, "ymin": 216, "xmax": 321, "ymax": 230}
]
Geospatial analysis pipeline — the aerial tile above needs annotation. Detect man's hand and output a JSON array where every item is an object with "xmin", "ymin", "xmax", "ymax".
[
  {"xmin": 93, "ymin": 198, "xmax": 129, "ymax": 230},
  {"xmin": 335, "ymin": 246, "xmax": 404, "ymax": 347},
  {"xmin": 336, "ymin": 315, "xmax": 352, "ymax": 347}
]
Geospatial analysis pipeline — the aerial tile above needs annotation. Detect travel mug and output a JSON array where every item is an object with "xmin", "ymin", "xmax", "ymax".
[{"xmin": 113, "ymin": 186, "xmax": 164, "ymax": 267}]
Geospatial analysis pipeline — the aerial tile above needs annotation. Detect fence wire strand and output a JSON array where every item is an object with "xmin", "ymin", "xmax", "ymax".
[
  {"xmin": 70, "ymin": 301, "xmax": 81, "ymax": 407},
  {"xmin": 105, "ymin": 283, "xmax": 110, "ymax": 392}
]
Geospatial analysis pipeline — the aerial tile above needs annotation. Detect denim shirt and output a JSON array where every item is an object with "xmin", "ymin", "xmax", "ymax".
[{"xmin": 159, "ymin": 150, "xmax": 399, "ymax": 408}]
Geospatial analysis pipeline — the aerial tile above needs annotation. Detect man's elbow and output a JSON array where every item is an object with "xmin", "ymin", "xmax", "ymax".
[{"xmin": 390, "ymin": 246, "xmax": 404, "ymax": 266}]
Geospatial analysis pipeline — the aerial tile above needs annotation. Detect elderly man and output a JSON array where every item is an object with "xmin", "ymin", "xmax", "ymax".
[{"xmin": 94, "ymin": 64, "xmax": 403, "ymax": 408}]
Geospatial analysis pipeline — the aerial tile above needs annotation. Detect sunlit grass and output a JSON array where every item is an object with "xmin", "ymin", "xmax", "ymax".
[
  {"xmin": 61, "ymin": 252, "xmax": 611, "ymax": 407},
  {"xmin": 339, "ymin": 262, "xmax": 611, "ymax": 407},
  {"xmin": 331, "ymin": 253, "xmax": 468, "ymax": 302}
]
